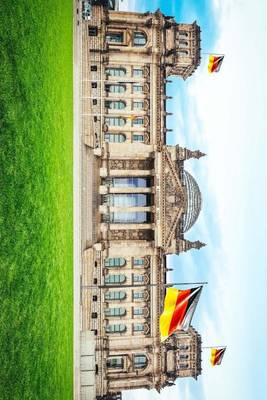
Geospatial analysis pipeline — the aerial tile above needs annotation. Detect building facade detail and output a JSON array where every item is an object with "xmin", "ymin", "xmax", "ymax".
[{"xmin": 80, "ymin": 2, "xmax": 204, "ymax": 399}]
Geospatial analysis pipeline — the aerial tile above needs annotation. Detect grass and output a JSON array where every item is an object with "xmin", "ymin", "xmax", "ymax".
[{"xmin": 0, "ymin": 1, "xmax": 73, "ymax": 399}]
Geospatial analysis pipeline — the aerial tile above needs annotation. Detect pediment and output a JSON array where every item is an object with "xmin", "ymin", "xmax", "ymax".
[{"xmin": 161, "ymin": 148, "xmax": 186, "ymax": 250}]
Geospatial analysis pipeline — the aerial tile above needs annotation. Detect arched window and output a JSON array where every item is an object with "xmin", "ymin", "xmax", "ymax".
[
  {"xmin": 179, "ymin": 345, "xmax": 189, "ymax": 351},
  {"xmin": 105, "ymin": 258, "xmax": 126, "ymax": 267},
  {"xmin": 132, "ymin": 117, "xmax": 144, "ymax": 126},
  {"xmin": 133, "ymin": 308, "xmax": 144, "ymax": 316},
  {"xmin": 179, "ymin": 41, "xmax": 188, "ymax": 48},
  {"xmin": 134, "ymin": 355, "xmax": 148, "ymax": 369},
  {"xmin": 107, "ymin": 357, "xmax": 124, "ymax": 369},
  {"xmin": 106, "ymin": 32, "xmax": 124, "ymax": 43},
  {"xmin": 134, "ymin": 258, "xmax": 144, "ymax": 266},
  {"xmin": 106, "ymin": 84, "xmax": 126, "ymax": 93},
  {"xmin": 133, "ymin": 84, "xmax": 143, "ymax": 93},
  {"xmin": 133, "ymin": 291, "xmax": 144, "ymax": 300},
  {"xmin": 105, "ymin": 291, "xmax": 126, "ymax": 301},
  {"xmin": 105, "ymin": 307, "xmax": 126, "ymax": 317},
  {"xmin": 106, "ymin": 67, "xmax": 126, "ymax": 76},
  {"xmin": 179, "ymin": 363, "xmax": 189, "ymax": 370},
  {"xmin": 133, "ymin": 275, "xmax": 144, "ymax": 283},
  {"xmin": 105, "ymin": 117, "xmax": 126, "ymax": 126},
  {"xmin": 104, "ymin": 133, "xmax": 126, "ymax": 143},
  {"xmin": 133, "ymin": 323, "xmax": 144, "ymax": 332},
  {"xmin": 133, "ymin": 32, "xmax": 147, "ymax": 46},
  {"xmin": 179, "ymin": 31, "xmax": 188, "ymax": 39},
  {"xmin": 105, "ymin": 274, "xmax": 126, "ymax": 284},
  {"xmin": 105, "ymin": 100, "xmax": 126, "ymax": 110},
  {"xmin": 178, "ymin": 50, "xmax": 188, "ymax": 56},
  {"xmin": 180, "ymin": 354, "xmax": 189, "ymax": 360},
  {"xmin": 105, "ymin": 324, "xmax": 126, "ymax": 333}
]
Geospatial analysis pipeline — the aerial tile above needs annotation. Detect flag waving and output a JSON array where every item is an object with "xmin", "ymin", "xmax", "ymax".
[
  {"xmin": 208, "ymin": 55, "xmax": 224, "ymax": 73},
  {"xmin": 210, "ymin": 347, "xmax": 226, "ymax": 366},
  {"xmin": 160, "ymin": 286, "xmax": 202, "ymax": 342}
]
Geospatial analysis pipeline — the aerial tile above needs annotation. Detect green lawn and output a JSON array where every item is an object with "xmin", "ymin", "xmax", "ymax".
[{"xmin": 0, "ymin": 1, "xmax": 73, "ymax": 399}]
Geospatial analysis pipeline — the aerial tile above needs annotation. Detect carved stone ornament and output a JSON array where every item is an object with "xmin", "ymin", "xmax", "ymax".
[{"xmin": 109, "ymin": 159, "xmax": 154, "ymax": 170}]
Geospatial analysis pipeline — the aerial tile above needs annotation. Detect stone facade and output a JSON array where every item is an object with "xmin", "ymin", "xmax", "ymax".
[{"xmin": 81, "ymin": 3, "xmax": 204, "ymax": 399}]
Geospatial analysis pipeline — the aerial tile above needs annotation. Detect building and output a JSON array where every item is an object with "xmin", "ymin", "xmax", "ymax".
[{"xmin": 79, "ymin": 2, "xmax": 204, "ymax": 399}]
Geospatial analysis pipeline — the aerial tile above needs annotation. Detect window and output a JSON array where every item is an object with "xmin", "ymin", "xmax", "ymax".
[
  {"xmin": 103, "ymin": 194, "xmax": 151, "ymax": 207},
  {"xmin": 91, "ymin": 312, "xmax": 97, "ymax": 319},
  {"xmin": 132, "ymin": 117, "xmax": 144, "ymax": 126},
  {"xmin": 133, "ymin": 68, "xmax": 144, "ymax": 77},
  {"xmin": 105, "ymin": 291, "xmax": 126, "ymax": 301},
  {"xmin": 133, "ymin": 101, "xmax": 144, "ymax": 110},
  {"xmin": 180, "ymin": 354, "xmax": 189, "ymax": 360},
  {"xmin": 133, "ymin": 323, "xmax": 144, "ymax": 332},
  {"xmin": 179, "ymin": 363, "xmax": 189, "ymax": 370},
  {"xmin": 91, "ymin": 82, "xmax": 97, "ymax": 88},
  {"xmin": 178, "ymin": 50, "xmax": 188, "ymax": 56},
  {"xmin": 179, "ymin": 345, "xmax": 189, "ymax": 351},
  {"xmin": 133, "ymin": 134, "xmax": 144, "ymax": 142},
  {"xmin": 105, "ymin": 117, "xmax": 126, "ymax": 126},
  {"xmin": 88, "ymin": 26, "xmax": 98, "ymax": 36},
  {"xmin": 92, "ymin": 295, "xmax": 97, "ymax": 302},
  {"xmin": 103, "ymin": 177, "xmax": 151, "ymax": 188},
  {"xmin": 133, "ymin": 275, "xmax": 144, "ymax": 283},
  {"xmin": 107, "ymin": 357, "xmax": 124, "ymax": 369},
  {"xmin": 179, "ymin": 31, "xmax": 188, "ymax": 39},
  {"xmin": 105, "ymin": 324, "xmax": 126, "ymax": 333},
  {"xmin": 133, "ymin": 308, "xmax": 144, "ymax": 316},
  {"xmin": 107, "ymin": 212, "xmax": 152, "ymax": 223},
  {"xmin": 106, "ymin": 67, "xmax": 126, "ymax": 77},
  {"xmin": 106, "ymin": 32, "xmax": 124, "ymax": 43},
  {"xmin": 105, "ymin": 100, "xmax": 126, "ymax": 110},
  {"xmin": 91, "ymin": 65, "xmax": 97, "ymax": 71},
  {"xmin": 179, "ymin": 41, "xmax": 188, "ymax": 48},
  {"xmin": 133, "ymin": 291, "xmax": 144, "ymax": 300},
  {"xmin": 105, "ymin": 274, "xmax": 126, "ymax": 284},
  {"xmin": 106, "ymin": 84, "xmax": 126, "ymax": 93},
  {"xmin": 133, "ymin": 355, "xmax": 147, "ymax": 369},
  {"xmin": 134, "ymin": 258, "xmax": 144, "ymax": 266},
  {"xmin": 133, "ymin": 84, "xmax": 143, "ymax": 93},
  {"xmin": 92, "ymin": 99, "xmax": 97, "ymax": 105},
  {"xmin": 105, "ymin": 258, "xmax": 126, "ymax": 267},
  {"xmin": 133, "ymin": 32, "xmax": 147, "ymax": 46},
  {"xmin": 105, "ymin": 307, "xmax": 126, "ymax": 317},
  {"xmin": 104, "ymin": 133, "xmax": 126, "ymax": 143}
]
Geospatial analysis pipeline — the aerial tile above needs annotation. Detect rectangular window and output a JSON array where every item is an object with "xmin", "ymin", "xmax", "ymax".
[
  {"xmin": 133, "ymin": 291, "xmax": 144, "ymax": 300},
  {"xmin": 91, "ymin": 82, "xmax": 97, "ymax": 88},
  {"xmin": 106, "ymin": 32, "xmax": 124, "ymax": 43},
  {"xmin": 88, "ymin": 26, "xmax": 98, "ymax": 36},
  {"xmin": 91, "ymin": 65, "xmax": 97, "ymax": 71},
  {"xmin": 134, "ymin": 258, "xmax": 144, "ymax": 266},
  {"xmin": 133, "ymin": 134, "xmax": 144, "ymax": 142},
  {"xmin": 133, "ymin": 275, "xmax": 144, "ymax": 283},
  {"xmin": 133, "ymin": 84, "xmax": 143, "ymax": 93},
  {"xmin": 133, "ymin": 308, "xmax": 144, "ymax": 316},
  {"xmin": 133, "ymin": 101, "xmax": 144, "ymax": 110},
  {"xmin": 107, "ymin": 357, "xmax": 124, "ymax": 369},
  {"xmin": 133, "ymin": 68, "xmax": 144, "ymax": 77}
]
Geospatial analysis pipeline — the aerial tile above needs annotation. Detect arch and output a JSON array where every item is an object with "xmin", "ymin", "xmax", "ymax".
[
  {"xmin": 104, "ymin": 133, "xmax": 126, "ymax": 143},
  {"xmin": 133, "ymin": 31, "xmax": 147, "ymax": 46},
  {"xmin": 104, "ymin": 257, "xmax": 126, "ymax": 267},
  {"xmin": 179, "ymin": 41, "xmax": 188, "ymax": 48}
]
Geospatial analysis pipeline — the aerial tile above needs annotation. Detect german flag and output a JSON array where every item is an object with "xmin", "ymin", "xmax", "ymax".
[
  {"xmin": 208, "ymin": 55, "xmax": 224, "ymax": 73},
  {"xmin": 160, "ymin": 286, "xmax": 202, "ymax": 342},
  {"xmin": 210, "ymin": 347, "xmax": 226, "ymax": 366}
]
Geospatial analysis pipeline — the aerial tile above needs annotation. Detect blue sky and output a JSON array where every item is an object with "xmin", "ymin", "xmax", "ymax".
[{"xmin": 120, "ymin": 1, "xmax": 267, "ymax": 399}]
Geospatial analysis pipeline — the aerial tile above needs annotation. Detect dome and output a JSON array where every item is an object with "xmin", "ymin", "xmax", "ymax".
[{"xmin": 182, "ymin": 170, "xmax": 202, "ymax": 232}]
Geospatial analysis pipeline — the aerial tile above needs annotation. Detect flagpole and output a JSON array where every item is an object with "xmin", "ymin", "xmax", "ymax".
[
  {"xmin": 202, "ymin": 346, "xmax": 227, "ymax": 349},
  {"xmin": 201, "ymin": 52, "xmax": 225, "ymax": 56},
  {"xmin": 82, "ymin": 282, "xmax": 208, "ymax": 289}
]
